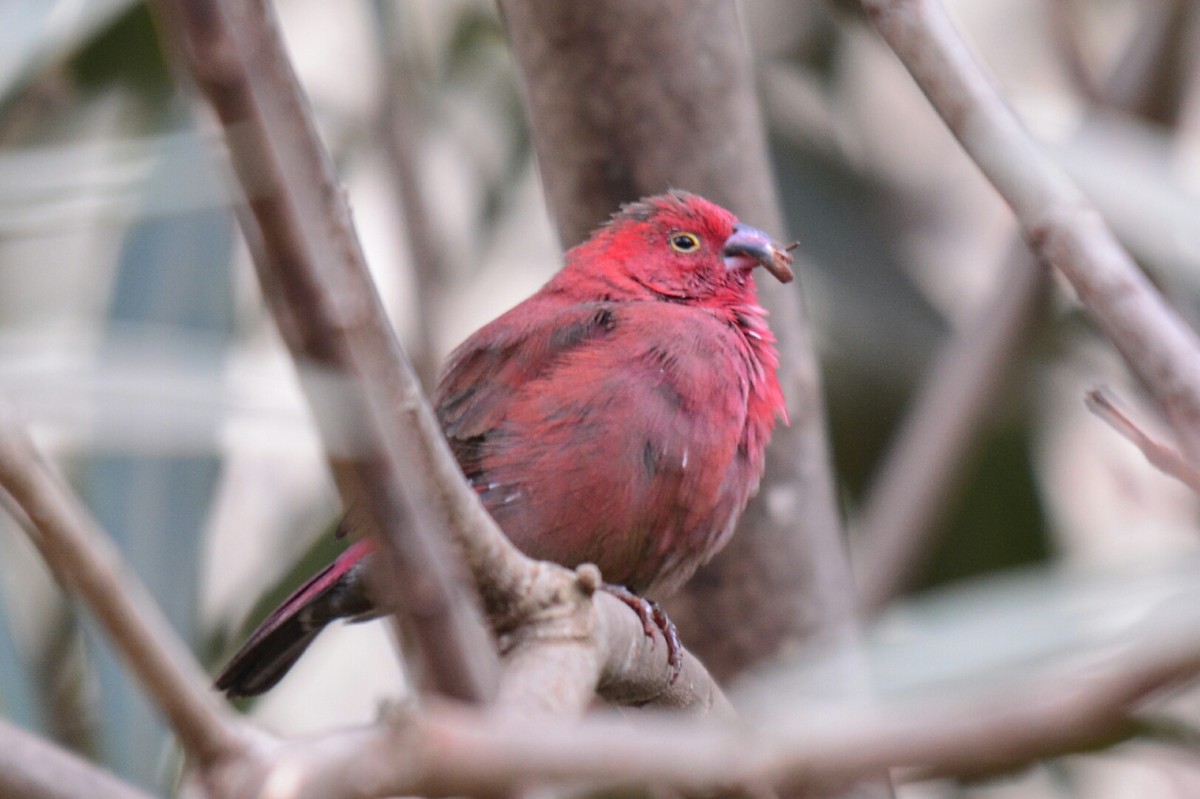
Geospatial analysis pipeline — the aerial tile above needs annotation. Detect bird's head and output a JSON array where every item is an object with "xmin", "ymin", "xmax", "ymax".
[{"xmin": 564, "ymin": 191, "xmax": 794, "ymax": 303}]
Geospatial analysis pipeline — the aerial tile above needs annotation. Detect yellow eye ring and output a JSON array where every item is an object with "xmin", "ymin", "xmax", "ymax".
[{"xmin": 669, "ymin": 232, "xmax": 701, "ymax": 253}]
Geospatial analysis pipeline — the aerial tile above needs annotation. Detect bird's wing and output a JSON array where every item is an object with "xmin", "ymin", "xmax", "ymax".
[{"xmin": 434, "ymin": 297, "xmax": 618, "ymax": 448}]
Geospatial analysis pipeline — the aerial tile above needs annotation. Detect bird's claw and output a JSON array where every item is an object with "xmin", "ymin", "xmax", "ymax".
[{"xmin": 602, "ymin": 583, "xmax": 684, "ymax": 684}]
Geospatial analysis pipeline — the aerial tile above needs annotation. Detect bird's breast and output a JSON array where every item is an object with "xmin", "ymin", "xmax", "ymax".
[{"xmin": 473, "ymin": 301, "xmax": 778, "ymax": 594}]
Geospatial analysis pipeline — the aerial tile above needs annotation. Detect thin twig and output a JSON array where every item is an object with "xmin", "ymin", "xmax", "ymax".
[
  {"xmin": 1044, "ymin": 0, "xmax": 1102, "ymax": 103},
  {"xmin": 0, "ymin": 406, "xmax": 241, "ymax": 766},
  {"xmin": 862, "ymin": 0, "xmax": 1200, "ymax": 461},
  {"xmin": 1092, "ymin": 0, "xmax": 1197, "ymax": 127},
  {"xmin": 372, "ymin": 2, "xmax": 449, "ymax": 391},
  {"xmin": 1085, "ymin": 385, "xmax": 1200, "ymax": 495},
  {"xmin": 0, "ymin": 716, "xmax": 157, "ymax": 799}
]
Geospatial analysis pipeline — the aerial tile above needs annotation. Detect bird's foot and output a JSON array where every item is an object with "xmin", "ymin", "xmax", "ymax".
[{"xmin": 602, "ymin": 583, "xmax": 683, "ymax": 684}]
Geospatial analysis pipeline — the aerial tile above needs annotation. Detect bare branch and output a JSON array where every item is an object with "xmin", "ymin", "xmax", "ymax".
[
  {"xmin": 1093, "ymin": 0, "xmax": 1198, "ymax": 127},
  {"xmin": 591, "ymin": 590, "xmax": 733, "ymax": 715},
  {"xmin": 1085, "ymin": 385, "xmax": 1200, "ymax": 495},
  {"xmin": 861, "ymin": 0, "xmax": 1200, "ymax": 460},
  {"xmin": 147, "ymin": 0, "xmax": 499, "ymax": 701},
  {"xmin": 249, "ymin": 612, "xmax": 1200, "ymax": 799},
  {"xmin": 0, "ymin": 247, "xmax": 720, "ymax": 799},
  {"xmin": 373, "ymin": 3, "xmax": 450, "ymax": 390},
  {"xmin": 1044, "ymin": 0, "xmax": 1102, "ymax": 102},
  {"xmin": 0, "ymin": 407, "xmax": 241, "ymax": 766},
  {"xmin": 496, "ymin": 572, "xmax": 733, "ymax": 717},
  {"xmin": 0, "ymin": 717, "xmax": 156, "ymax": 799},
  {"xmin": 855, "ymin": 243, "xmax": 1047, "ymax": 614}
]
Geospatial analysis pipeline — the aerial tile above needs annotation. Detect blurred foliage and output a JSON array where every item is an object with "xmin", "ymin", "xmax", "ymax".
[
  {"xmin": 71, "ymin": 5, "xmax": 171, "ymax": 100},
  {"xmin": 0, "ymin": 1, "xmax": 1197, "ymax": 797},
  {"xmin": 914, "ymin": 425, "xmax": 1050, "ymax": 590}
]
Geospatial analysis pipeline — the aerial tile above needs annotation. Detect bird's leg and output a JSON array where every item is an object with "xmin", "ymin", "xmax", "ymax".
[{"xmin": 602, "ymin": 583, "xmax": 684, "ymax": 684}]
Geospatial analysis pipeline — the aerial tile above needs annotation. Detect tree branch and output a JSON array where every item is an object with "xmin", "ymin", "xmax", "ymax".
[
  {"xmin": 1085, "ymin": 385, "xmax": 1200, "ymax": 495},
  {"xmin": 495, "ymin": 572, "xmax": 733, "ymax": 717},
  {"xmin": 496, "ymin": 6, "xmax": 887, "ymax": 796},
  {"xmin": 0, "ymin": 407, "xmax": 241, "ymax": 766},
  {"xmin": 242, "ymin": 607, "xmax": 1200, "ymax": 799},
  {"xmin": 148, "ymin": 0, "xmax": 499, "ymax": 701},
  {"xmin": 861, "ymin": 0, "xmax": 1200, "ymax": 461},
  {"xmin": 0, "ymin": 717, "xmax": 156, "ymax": 799},
  {"xmin": 373, "ymin": 2, "xmax": 449, "ymax": 390}
]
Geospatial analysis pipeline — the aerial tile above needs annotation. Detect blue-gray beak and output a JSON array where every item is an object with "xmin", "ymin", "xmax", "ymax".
[{"xmin": 722, "ymin": 223, "xmax": 794, "ymax": 283}]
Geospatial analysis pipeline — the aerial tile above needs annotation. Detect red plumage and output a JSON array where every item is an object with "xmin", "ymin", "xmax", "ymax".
[{"xmin": 216, "ymin": 192, "xmax": 792, "ymax": 696}]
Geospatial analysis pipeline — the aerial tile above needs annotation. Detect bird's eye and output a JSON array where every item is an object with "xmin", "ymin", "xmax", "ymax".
[{"xmin": 669, "ymin": 232, "xmax": 701, "ymax": 253}]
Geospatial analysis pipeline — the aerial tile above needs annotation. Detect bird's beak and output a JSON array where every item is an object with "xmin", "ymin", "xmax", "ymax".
[{"xmin": 722, "ymin": 224, "xmax": 795, "ymax": 284}]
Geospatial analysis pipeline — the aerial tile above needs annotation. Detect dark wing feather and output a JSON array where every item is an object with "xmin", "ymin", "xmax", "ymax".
[
  {"xmin": 434, "ymin": 297, "xmax": 618, "ymax": 477},
  {"xmin": 215, "ymin": 538, "xmax": 375, "ymax": 697}
]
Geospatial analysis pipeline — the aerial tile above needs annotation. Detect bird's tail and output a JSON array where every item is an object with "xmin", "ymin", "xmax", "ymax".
[{"xmin": 215, "ymin": 538, "xmax": 377, "ymax": 697}]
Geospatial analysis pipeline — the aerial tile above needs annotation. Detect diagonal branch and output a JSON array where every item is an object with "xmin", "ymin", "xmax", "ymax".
[
  {"xmin": 148, "ymin": 0, "xmax": 499, "ymax": 702},
  {"xmin": 372, "ymin": 2, "xmax": 449, "ymax": 391},
  {"xmin": 861, "ymin": 0, "xmax": 1200, "ymax": 462},
  {"xmin": 854, "ymin": 0, "xmax": 1193, "ymax": 612},
  {"xmin": 1085, "ymin": 385, "xmax": 1200, "ymax": 495},
  {"xmin": 855, "ymin": 242, "xmax": 1047, "ymax": 613},
  {"xmin": 0, "ymin": 376, "xmax": 720, "ymax": 799},
  {"xmin": 0, "ymin": 717, "xmax": 156, "ymax": 799},
  {"xmin": 0, "ymin": 407, "xmax": 241, "ymax": 767}
]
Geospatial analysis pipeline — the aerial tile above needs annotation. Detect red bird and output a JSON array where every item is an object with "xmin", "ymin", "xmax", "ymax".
[{"xmin": 216, "ymin": 191, "xmax": 792, "ymax": 697}]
